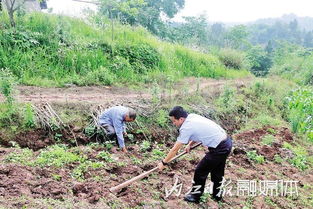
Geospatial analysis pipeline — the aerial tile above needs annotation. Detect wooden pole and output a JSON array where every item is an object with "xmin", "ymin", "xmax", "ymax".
[{"xmin": 109, "ymin": 142, "xmax": 202, "ymax": 193}]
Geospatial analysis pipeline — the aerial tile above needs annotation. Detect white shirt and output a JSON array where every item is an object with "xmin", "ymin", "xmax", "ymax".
[{"xmin": 177, "ymin": 114, "xmax": 227, "ymax": 148}]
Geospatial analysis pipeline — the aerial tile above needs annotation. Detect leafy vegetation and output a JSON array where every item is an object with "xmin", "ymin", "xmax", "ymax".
[
  {"xmin": 0, "ymin": 12, "xmax": 248, "ymax": 87},
  {"xmin": 247, "ymin": 150, "xmax": 265, "ymax": 164},
  {"xmin": 286, "ymin": 87, "xmax": 313, "ymax": 141}
]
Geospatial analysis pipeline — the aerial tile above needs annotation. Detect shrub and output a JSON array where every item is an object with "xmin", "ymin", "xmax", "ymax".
[
  {"xmin": 116, "ymin": 43, "xmax": 161, "ymax": 73},
  {"xmin": 82, "ymin": 67, "xmax": 116, "ymax": 86},
  {"xmin": 218, "ymin": 48, "xmax": 247, "ymax": 69}
]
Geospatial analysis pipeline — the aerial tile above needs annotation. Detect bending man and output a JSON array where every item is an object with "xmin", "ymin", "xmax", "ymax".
[
  {"xmin": 99, "ymin": 106, "xmax": 136, "ymax": 153},
  {"xmin": 158, "ymin": 106, "xmax": 232, "ymax": 203}
]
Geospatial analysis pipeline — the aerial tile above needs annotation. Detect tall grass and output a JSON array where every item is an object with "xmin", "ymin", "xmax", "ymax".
[
  {"xmin": 0, "ymin": 12, "xmax": 250, "ymax": 87},
  {"xmin": 286, "ymin": 87, "xmax": 313, "ymax": 142},
  {"xmin": 270, "ymin": 49, "xmax": 313, "ymax": 85}
]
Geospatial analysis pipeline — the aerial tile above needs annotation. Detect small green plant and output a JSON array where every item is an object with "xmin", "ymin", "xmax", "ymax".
[
  {"xmin": 104, "ymin": 141, "xmax": 114, "ymax": 150},
  {"xmin": 247, "ymin": 150, "xmax": 265, "ymax": 164},
  {"xmin": 216, "ymin": 86, "xmax": 238, "ymax": 113},
  {"xmin": 34, "ymin": 144, "xmax": 84, "ymax": 167},
  {"xmin": 261, "ymin": 135, "xmax": 276, "ymax": 146},
  {"xmin": 52, "ymin": 174, "xmax": 62, "ymax": 181},
  {"xmin": 140, "ymin": 140, "xmax": 151, "ymax": 152},
  {"xmin": 0, "ymin": 69, "xmax": 16, "ymax": 105},
  {"xmin": 84, "ymin": 125, "xmax": 96, "ymax": 137},
  {"xmin": 116, "ymin": 161, "xmax": 126, "ymax": 167},
  {"xmin": 54, "ymin": 133, "xmax": 63, "ymax": 142},
  {"xmin": 151, "ymin": 81, "xmax": 161, "ymax": 103},
  {"xmin": 97, "ymin": 151, "xmax": 114, "ymax": 162},
  {"xmin": 5, "ymin": 148, "xmax": 33, "ymax": 165},
  {"xmin": 130, "ymin": 156, "xmax": 142, "ymax": 165},
  {"xmin": 23, "ymin": 103, "xmax": 36, "ymax": 128},
  {"xmin": 267, "ymin": 128, "xmax": 277, "ymax": 134},
  {"xmin": 274, "ymin": 154, "xmax": 283, "ymax": 164},
  {"xmin": 151, "ymin": 149, "xmax": 165, "ymax": 160},
  {"xmin": 282, "ymin": 142, "xmax": 310, "ymax": 170},
  {"xmin": 155, "ymin": 109, "xmax": 168, "ymax": 128},
  {"xmin": 72, "ymin": 161, "xmax": 104, "ymax": 180},
  {"xmin": 200, "ymin": 192, "xmax": 210, "ymax": 203}
]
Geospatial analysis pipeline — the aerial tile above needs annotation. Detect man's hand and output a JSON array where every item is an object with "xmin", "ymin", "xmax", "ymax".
[
  {"xmin": 184, "ymin": 144, "xmax": 191, "ymax": 153},
  {"xmin": 158, "ymin": 162, "xmax": 165, "ymax": 171},
  {"xmin": 123, "ymin": 132, "xmax": 127, "ymax": 136},
  {"xmin": 122, "ymin": 147, "xmax": 128, "ymax": 153}
]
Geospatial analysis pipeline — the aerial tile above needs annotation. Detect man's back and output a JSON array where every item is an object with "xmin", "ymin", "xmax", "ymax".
[
  {"xmin": 178, "ymin": 114, "xmax": 227, "ymax": 148},
  {"xmin": 99, "ymin": 106, "xmax": 128, "ymax": 126}
]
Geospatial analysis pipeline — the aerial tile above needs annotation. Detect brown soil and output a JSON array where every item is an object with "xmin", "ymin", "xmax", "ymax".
[
  {"xmin": 0, "ymin": 125, "xmax": 312, "ymax": 208},
  {"xmin": 0, "ymin": 77, "xmax": 250, "ymax": 105},
  {"xmin": 0, "ymin": 77, "xmax": 312, "ymax": 208}
]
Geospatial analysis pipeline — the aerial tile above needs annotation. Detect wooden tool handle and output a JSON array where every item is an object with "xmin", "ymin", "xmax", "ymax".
[{"xmin": 109, "ymin": 142, "xmax": 202, "ymax": 193}]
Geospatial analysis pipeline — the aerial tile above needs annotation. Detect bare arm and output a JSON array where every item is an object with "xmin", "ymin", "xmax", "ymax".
[
  {"xmin": 163, "ymin": 141, "xmax": 184, "ymax": 163},
  {"xmin": 158, "ymin": 141, "xmax": 184, "ymax": 170}
]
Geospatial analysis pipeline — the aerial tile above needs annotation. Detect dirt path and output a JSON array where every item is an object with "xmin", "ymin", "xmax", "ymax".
[{"xmin": 0, "ymin": 77, "xmax": 251, "ymax": 104}]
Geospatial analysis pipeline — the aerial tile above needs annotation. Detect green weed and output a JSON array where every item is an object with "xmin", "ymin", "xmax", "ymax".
[{"xmin": 247, "ymin": 150, "xmax": 265, "ymax": 164}]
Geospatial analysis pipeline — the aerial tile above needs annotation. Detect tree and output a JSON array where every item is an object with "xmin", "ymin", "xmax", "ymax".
[
  {"xmin": 99, "ymin": 0, "xmax": 145, "ymax": 41},
  {"xmin": 209, "ymin": 23, "xmax": 226, "ymax": 47},
  {"xmin": 304, "ymin": 31, "xmax": 313, "ymax": 48},
  {"xmin": 137, "ymin": 0, "xmax": 185, "ymax": 34},
  {"xmin": 173, "ymin": 14, "xmax": 209, "ymax": 47},
  {"xmin": 3, "ymin": 0, "xmax": 26, "ymax": 27},
  {"xmin": 3, "ymin": 0, "xmax": 45, "ymax": 27},
  {"xmin": 99, "ymin": 0, "xmax": 185, "ymax": 36},
  {"xmin": 225, "ymin": 25, "xmax": 249, "ymax": 49},
  {"xmin": 247, "ymin": 46, "xmax": 273, "ymax": 76}
]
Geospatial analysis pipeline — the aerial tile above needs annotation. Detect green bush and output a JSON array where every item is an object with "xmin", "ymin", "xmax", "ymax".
[
  {"xmin": 218, "ymin": 48, "xmax": 248, "ymax": 69},
  {"xmin": 270, "ymin": 50, "xmax": 313, "ymax": 85},
  {"xmin": 116, "ymin": 43, "xmax": 161, "ymax": 73},
  {"xmin": 247, "ymin": 46, "xmax": 272, "ymax": 76},
  {"xmin": 82, "ymin": 66, "xmax": 116, "ymax": 86}
]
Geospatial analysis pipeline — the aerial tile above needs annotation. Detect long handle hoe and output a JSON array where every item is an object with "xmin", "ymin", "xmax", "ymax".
[{"xmin": 109, "ymin": 142, "xmax": 202, "ymax": 193}]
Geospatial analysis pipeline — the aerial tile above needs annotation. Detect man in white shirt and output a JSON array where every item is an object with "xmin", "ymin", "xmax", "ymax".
[{"xmin": 158, "ymin": 106, "xmax": 232, "ymax": 203}]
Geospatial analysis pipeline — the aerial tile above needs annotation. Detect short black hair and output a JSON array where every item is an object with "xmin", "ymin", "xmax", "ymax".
[
  {"xmin": 169, "ymin": 106, "xmax": 188, "ymax": 119},
  {"xmin": 128, "ymin": 108, "xmax": 137, "ymax": 120}
]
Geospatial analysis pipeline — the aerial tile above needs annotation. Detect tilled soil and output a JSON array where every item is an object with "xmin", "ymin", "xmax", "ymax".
[{"xmin": 0, "ymin": 126, "xmax": 312, "ymax": 208}]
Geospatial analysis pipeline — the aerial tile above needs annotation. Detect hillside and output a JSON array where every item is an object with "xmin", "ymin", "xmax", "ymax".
[
  {"xmin": 0, "ymin": 12, "xmax": 249, "ymax": 87},
  {"xmin": 251, "ymin": 13, "xmax": 313, "ymax": 31},
  {"xmin": 0, "ymin": 11, "xmax": 312, "ymax": 209}
]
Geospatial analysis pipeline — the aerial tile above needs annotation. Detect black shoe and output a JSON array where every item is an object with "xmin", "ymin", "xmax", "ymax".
[{"xmin": 184, "ymin": 194, "xmax": 200, "ymax": 203}]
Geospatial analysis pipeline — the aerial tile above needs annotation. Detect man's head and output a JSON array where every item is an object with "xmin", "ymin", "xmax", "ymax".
[
  {"xmin": 169, "ymin": 106, "xmax": 188, "ymax": 127},
  {"xmin": 125, "ymin": 108, "xmax": 136, "ymax": 122}
]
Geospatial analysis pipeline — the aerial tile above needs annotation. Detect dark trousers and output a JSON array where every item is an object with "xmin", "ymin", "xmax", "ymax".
[{"xmin": 192, "ymin": 137, "xmax": 232, "ymax": 200}]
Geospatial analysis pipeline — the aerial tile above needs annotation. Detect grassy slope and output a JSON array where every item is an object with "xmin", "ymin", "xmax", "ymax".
[{"xmin": 0, "ymin": 12, "xmax": 249, "ymax": 87}]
